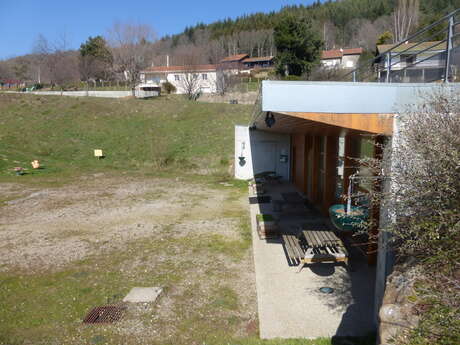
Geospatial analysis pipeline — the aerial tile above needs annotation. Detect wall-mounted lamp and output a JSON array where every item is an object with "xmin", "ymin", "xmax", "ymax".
[
  {"xmin": 265, "ymin": 112, "xmax": 276, "ymax": 128},
  {"xmin": 238, "ymin": 141, "xmax": 246, "ymax": 166}
]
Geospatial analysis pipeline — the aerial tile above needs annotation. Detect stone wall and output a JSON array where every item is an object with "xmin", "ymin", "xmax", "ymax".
[
  {"xmin": 379, "ymin": 264, "xmax": 420, "ymax": 344},
  {"xmin": 198, "ymin": 91, "xmax": 258, "ymax": 105}
]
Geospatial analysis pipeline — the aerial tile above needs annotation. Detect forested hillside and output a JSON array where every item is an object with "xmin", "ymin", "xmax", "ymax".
[
  {"xmin": 152, "ymin": 0, "xmax": 459, "ymax": 65},
  {"xmin": 1, "ymin": 0, "xmax": 458, "ymax": 85}
]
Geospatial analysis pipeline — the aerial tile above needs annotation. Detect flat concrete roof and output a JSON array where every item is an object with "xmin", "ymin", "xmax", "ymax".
[{"xmin": 262, "ymin": 80, "xmax": 460, "ymax": 114}]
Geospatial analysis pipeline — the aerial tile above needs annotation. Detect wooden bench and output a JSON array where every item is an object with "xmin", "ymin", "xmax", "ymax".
[
  {"xmin": 301, "ymin": 226, "xmax": 348, "ymax": 272},
  {"xmin": 281, "ymin": 234, "xmax": 305, "ymax": 266}
]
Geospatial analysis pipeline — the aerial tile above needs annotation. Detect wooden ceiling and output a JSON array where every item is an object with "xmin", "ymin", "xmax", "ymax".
[{"xmin": 255, "ymin": 111, "xmax": 394, "ymax": 136}]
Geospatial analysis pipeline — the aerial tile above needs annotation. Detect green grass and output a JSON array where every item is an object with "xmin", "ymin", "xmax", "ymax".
[
  {"xmin": 0, "ymin": 93, "xmax": 251, "ymax": 182},
  {"xmin": 256, "ymin": 214, "xmax": 274, "ymax": 222}
]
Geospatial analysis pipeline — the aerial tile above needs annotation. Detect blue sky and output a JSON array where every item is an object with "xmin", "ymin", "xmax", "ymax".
[{"xmin": 0, "ymin": 0, "xmax": 320, "ymax": 59}]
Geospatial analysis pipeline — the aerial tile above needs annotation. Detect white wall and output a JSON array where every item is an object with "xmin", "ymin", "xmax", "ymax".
[
  {"xmin": 262, "ymin": 80, "xmax": 460, "ymax": 114},
  {"xmin": 234, "ymin": 125, "xmax": 290, "ymax": 180},
  {"xmin": 166, "ymin": 71, "xmax": 217, "ymax": 94},
  {"xmin": 141, "ymin": 71, "xmax": 218, "ymax": 94}
]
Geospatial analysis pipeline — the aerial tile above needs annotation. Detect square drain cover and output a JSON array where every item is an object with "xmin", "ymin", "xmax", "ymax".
[
  {"xmin": 83, "ymin": 305, "xmax": 126, "ymax": 324},
  {"xmin": 123, "ymin": 287, "xmax": 162, "ymax": 303}
]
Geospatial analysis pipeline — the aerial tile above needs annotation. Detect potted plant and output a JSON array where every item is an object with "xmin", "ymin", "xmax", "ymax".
[
  {"xmin": 328, "ymin": 204, "xmax": 368, "ymax": 232},
  {"xmin": 256, "ymin": 214, "xmax": 278, "ymax": 239}
]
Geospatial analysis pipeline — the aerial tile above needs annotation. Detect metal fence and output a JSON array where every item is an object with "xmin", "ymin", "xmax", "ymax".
[{"xmin": 342, "ymin": 8, "xmax": 460, "ymax": 83}]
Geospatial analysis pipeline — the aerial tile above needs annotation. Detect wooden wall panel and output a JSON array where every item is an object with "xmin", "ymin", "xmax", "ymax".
[
  {"xmin": 291, "ymin": 134, "xmax": 306, "ymax": 193},
  {"xmin": 322, "ymin": 136, "xmax": 339, "ymax": 215}
]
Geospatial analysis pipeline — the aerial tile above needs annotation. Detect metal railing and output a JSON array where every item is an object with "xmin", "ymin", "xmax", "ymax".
[{"xmin": 342, "ymin": 8, "xmax": 460, "ymax": 83}]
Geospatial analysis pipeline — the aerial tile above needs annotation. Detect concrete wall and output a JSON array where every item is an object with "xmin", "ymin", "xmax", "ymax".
[
  {"xmin": 24, "ymin": 91, "xmax": 133, "ymax": 98},
  {"xmin": 198, "ymin": 91, "xmax": 258, "ymax": 105},
  {"xmin": 14, "ymin": 90, "xmax": 159, "ymax": 98},
  {"xmin": 234, "ymin": 125, "xmax": 290, "ymax": 180}
]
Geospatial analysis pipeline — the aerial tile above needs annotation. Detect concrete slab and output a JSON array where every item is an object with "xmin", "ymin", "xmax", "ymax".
[
  {"xmin": 123, "ymin": 287, "xmax": 162, "ymax": 303},
  {"xmin": 249, "ymin": 182, "xmax": 376, "ymax": 339}
]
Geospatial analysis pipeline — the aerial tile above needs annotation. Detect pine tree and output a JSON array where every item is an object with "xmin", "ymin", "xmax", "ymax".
[{"xmin": 274, "ymin": 15, "xmax": 323, "ymax": 76}]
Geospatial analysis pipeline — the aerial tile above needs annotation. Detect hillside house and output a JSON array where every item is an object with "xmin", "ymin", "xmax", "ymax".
[
  {"xmin": 320, "ymin": 48, "xmax": 363, "ymax": 69},
  {"xmin": 220, "ymin": 54, "xmax": 249, "ymax": 73},
  {"xmin": 242, "ymin": 56, "xmax": 274, "ymax": 70},
  {"xmin": 376, "ymin": 41, "xmax": 448, "ymax": 82},
  {"xmin": 140, "ymin": 65, "xmax": 218, "ymax": 94}
]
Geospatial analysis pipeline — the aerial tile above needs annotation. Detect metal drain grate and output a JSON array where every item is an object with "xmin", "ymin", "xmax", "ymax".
[{"xmin": 83, "ymin": 304, "xmax": 126, "ymax": 324}]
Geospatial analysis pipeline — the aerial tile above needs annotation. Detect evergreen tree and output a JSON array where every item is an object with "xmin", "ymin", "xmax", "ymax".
[
  {"xmin": 274, "ymin": 15, "xmax": 323, "ymax": 76},
  {"xmin": 79, "ymin": 36, "xmax": 113, "ymax": 82}
]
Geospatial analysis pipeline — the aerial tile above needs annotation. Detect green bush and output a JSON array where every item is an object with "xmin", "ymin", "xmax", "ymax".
[
  {"xmin": 282, "ymin": 75, "xmax": 302, "ymax": 81},
  {"xmin": 162, "ymin": 81, "xmax": 176, "ymax": 94}
]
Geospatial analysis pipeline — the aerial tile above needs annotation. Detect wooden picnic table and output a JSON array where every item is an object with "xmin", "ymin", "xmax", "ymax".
[{"xmin": 282, "ymin": 223, "xmax": 348, "ymax": 273}]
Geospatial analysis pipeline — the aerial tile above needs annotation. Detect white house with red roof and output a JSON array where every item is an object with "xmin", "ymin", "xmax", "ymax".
[
  {"xmin": 321, "ymin": 48, "xmax": 363, "ymax": 69},
  {"xmin": 140, "ymin": 64, "xmax": 218, "ymax": 94}
]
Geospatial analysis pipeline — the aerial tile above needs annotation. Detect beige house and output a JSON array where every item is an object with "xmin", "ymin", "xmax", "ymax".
[{"xmin": 321, "ymin": 48, "xmax": 363, "ymax": 69}]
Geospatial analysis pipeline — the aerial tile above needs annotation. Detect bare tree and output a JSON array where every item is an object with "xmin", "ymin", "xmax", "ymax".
[
  {"xmin": 322, "ymin": 21, "xmax": 338, "ymax": 50},
  {"xmin": 392, "ymin": 0, "xmax": 420, "ymax": 43},
  {"xmin": 32, "ymin": 33, "xmax": 79, "ymax": 87},
  {"xmin": 347, "ymin": 16, "xmax": 393, "ymax": 51},
  {"xmin": 216, "ymin": 64, "xmax": 237, "ymax": 95},
  {"xmin": 177, "ymin": 53, "xmax": 204, "ymax": 100},
  {"xmin": 207, "ymin": 37, "xmax": 226, "ymax": 64},
  {"xmin": 107, "ymin": 22, "xmax": 157, "ymax": 95}
]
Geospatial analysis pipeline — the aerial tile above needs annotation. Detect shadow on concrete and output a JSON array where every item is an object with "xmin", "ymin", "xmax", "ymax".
[
  {"xmin": 309, "ymin": 263, "xmax": 336, "ymax": 277},
  {"xmin": 249, "ymin": 179, "xmax": 377, "ymax": 338}
]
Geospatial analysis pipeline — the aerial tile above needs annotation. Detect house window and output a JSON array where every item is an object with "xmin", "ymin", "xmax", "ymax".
[
  {"xmin": 401, "ymin": 54, "xmax": 416, "ymax": 65},
  {"xmin": 202, "ymin": 73, "xmax": 207, "ymax": 80},
  {"xmin": 174, "ymin": 75, "xmax": 180, "ymax": 81}
]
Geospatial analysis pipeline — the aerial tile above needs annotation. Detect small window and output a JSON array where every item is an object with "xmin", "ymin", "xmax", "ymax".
[
  {"xmin": 202, "ymin": 73, "xmax": 207, "ymax": 80},
  {"xmin": 174, "ymin": 75, "xmax": 180, "ymax": 81},
  {"xmin": 401, "ymin": 54, "xmax": 416, "ymax": 65}
]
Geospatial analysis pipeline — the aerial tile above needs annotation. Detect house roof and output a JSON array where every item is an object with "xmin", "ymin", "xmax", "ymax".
[
  {"xmin": 220, "ymin": 54, "xmax": 249, "ymax": 63},
  {"xmin": 321, "ymin": 48, "xmax": 363, "ymax": 60},
  {"xmin": 242, "ymin": 56, "xmax": 274, "ymax": 63},
  {"xmin": 142, "ymin": 64, "xmax": 217, "ymax": 73},
  {"xmin": 377, "ymin": 41, "xmax": 446, "ymax": 54}
]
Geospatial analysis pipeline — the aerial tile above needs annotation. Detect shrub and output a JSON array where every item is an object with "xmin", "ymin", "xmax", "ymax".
[
  {"xmin": 162, "ymin": 81, "xmax": 176, "ymax": 94},
  {"xmin": 282, "ymin": 75, "xmax": 302, "ymax": 81},
  {"xmin": 361, "ymin": 88, "xmax": 460, "ymax": 345}
]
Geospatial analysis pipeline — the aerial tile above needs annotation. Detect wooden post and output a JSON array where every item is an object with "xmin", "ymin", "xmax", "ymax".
[
  {"xmin": 367, "ymin": 135, "xmax": 385, "ymax": 265},
  {"xmin": 323, "ymin": 136, "xmax": 339, "ymax": 215},
  {"xmin": 343, "ymin": 136, "xmax": 355, "ymax": 203}
]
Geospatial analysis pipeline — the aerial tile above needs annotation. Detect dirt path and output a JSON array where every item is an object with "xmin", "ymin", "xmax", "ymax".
[{"xmin": 0, "ymin": 175, "xmax": 246, "ymax": 272}]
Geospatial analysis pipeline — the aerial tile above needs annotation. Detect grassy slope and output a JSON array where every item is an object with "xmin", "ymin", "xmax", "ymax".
[{"xmin": 0, "ymin": 93, "xmax": 250, "ymax": 181}]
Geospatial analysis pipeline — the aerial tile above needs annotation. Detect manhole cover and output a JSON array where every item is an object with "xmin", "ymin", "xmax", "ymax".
[
  {"xmin": 83, "ymin": 304, "xmax": 126, "ymax": 324},
  {"xmin": 319, "ymin": 287, "xmax": 334, "ymax": 294}
]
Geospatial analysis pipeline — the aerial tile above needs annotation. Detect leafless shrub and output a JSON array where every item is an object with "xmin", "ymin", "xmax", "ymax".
[{"xmin": 388, "ymin": 88, "xmax": 460, "ymax": 262}]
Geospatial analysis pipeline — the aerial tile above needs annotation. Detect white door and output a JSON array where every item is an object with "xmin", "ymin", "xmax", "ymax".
[{"xmin": 254, "ymin": 142, "xmax": 276, "ymax": 174}]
